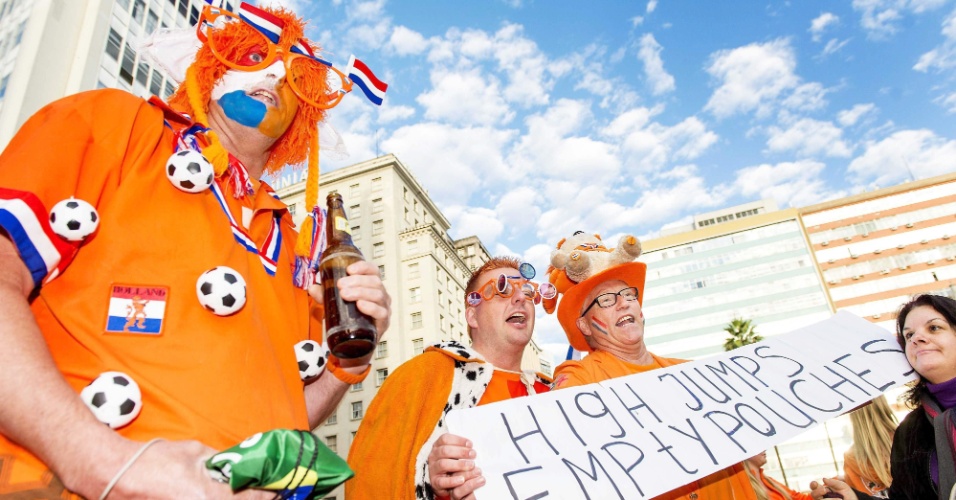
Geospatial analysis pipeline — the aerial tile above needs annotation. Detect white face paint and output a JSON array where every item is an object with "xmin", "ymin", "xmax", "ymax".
[{"xmin": 211, "ymin": 60, "xmax": 286, "ymax": 101}]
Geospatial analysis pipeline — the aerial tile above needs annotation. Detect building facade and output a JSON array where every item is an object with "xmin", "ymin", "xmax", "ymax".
[
  {"xmin": 0, "ymin": 0, "xmax": 233, "ymax": 147},
  {"xmin": 275, "ymin": 153, "xmax": 545, "ymax": 499},
  {"xmin": 802, "ymin": 172, "xmax": 956, "ymax": 332}
]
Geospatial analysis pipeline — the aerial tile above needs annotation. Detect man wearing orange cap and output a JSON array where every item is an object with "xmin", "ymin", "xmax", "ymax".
[
  {"xmin": 548, "ymin": 233, "xmax": 756, "ymax": 500},
  {"xmin": 0, "ymin": 2, "xmax": 389, "ymax": 498}
]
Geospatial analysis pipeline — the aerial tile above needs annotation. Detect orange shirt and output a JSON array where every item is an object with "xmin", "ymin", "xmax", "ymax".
[
  {"xmin": 553, "ymin": 350, "xmax": 757, "ymax": 500},
  {"xmin": 0, "ymin": 89, "xmax": 320, "ymax": 494},
  {"xmin": 757, "ymin": 467, "xmax": 814, "ymax": 500},
  {"xmin": 478, "ymin": 369, "xmax": 550, "ymax": 405}
]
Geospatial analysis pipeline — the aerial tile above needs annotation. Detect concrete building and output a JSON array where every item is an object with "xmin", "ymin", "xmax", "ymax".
[
  {"xmin": 641, "ymin": 201, "xmax": 840, "ymax": 490},
  {"xmin": 802, "ymin": 171, "xmax": 956, "ymax": 332},
  {"xmin": 275, "ymin": 153, "xmax": 545, "ymax": 499},
  {"xmin": 0, "ymin": 0, "xmax": 229, "ymax": 147}
]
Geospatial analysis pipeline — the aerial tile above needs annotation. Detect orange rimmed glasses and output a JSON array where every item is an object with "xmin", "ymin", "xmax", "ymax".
[
  {"xmin": 196, "ymin": 4, "xmax": 352, "ymax": 110},
  {"xmin": 467, "ymin": 274, "xmax": 557, "ymax": 306}
]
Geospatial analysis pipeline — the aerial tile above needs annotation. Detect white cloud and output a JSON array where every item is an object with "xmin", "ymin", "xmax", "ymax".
[
  {"xmin": 781, "ymin": 82, "xmax": 830, "ymax": 112},
  {"xmin": 348, "ymin": 19, "xmax": 392, "ymax": 49},
  {"xmin": 704, "ymin": 39, "xmax": 800, "ymax": 119},
  {"xmin": 809, "ymin": 13, "xmax": 840, "ymax": 42},
  {"xmin": 733, "ymin": 160, "xmax": 841, "ymax": 207},
  {"xmin": 388, "ymin": 26, "xmax": 429, "ymax": 56},
  {"xmin": 631, "ymin": 16, "xmax": 645, "ymax": 27},
  {"xmin": 511, "ymin": 99, "xmax": 621, "ymax": 181},
  {"xmin": 647, "ymin": 0, "xmax": 659, "ymax": 14},
  {"xmin": 638, "ymin": 34, "xmax": 676, "ymax": 95},
  {"xmin": 914, "ymin": 8, "xmax": 956, "ymax": 72},
  {"xmin": 522, "ymin": 243, "xmax": 554, "ymax": 278},
  {"xmin": 604, "ymin": 107, "xmax": 718, "ymax": 173},
  {"xmin": 377, "ymin": 104, "xmax": 416, "ymax": 124},
  {"xmin": 837, "ymin": 103, "xmax": 877, "ymax": 126},
  {"xmin": 382, "ymin": 123, "xmax": 517, "ymax": 205},
  {"xmin": 848, "ymin": 129, "xmax": 956, "ymax": 186},
  {"xmin": 417, "ymin": 69, "xmax": 515, "ymax": 126},
  {"xmin": 493, "ymin": 24, "xmax": 555, "ymax": 107},
  {"xmin": 765, "ymin": 118, "xmax": 852, "ymax": 157},
  {"xmin": 821, "ymin": 38, "xmax": 851, "ymax": 57},
  {"xmin": 496, "ymin": 186, "xmax": 543, "ymax": 235},
  {"xmin": 444, "ymin": 206, "xmax": 505, "ymax": 246},
  {"xmin": 852, "ymin": 0, "xmax": 947, "ymax": 39},
  {"xmin": 936, "ymin": 92, "xmax": 956, "ymax": 112},
  {"xmin": 345, "ymin": 0, "xmax": 387, "ymax": 22}
]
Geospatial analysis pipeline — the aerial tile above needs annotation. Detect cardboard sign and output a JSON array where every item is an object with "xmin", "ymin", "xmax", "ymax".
[{"xmin": 446, "ymin": 311, "xmax": 916, "ymax": 499}]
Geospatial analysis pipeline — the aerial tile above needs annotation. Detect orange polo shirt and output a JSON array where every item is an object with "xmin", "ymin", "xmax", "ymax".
[
  {"xmin": 0, "ymin": 89, "xmax": 320, "ymax": 495},
  {"xmin": 554, "ymin": 350, "xmax": 757, "ymax": 500}
]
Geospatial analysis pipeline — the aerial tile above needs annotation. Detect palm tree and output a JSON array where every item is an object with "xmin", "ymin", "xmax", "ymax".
[{"xmin": 722, "ymin": 317, "xmax": 763, "ymax": 351}]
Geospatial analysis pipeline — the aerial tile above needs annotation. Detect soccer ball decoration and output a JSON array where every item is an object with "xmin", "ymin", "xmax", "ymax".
[
  {"xmin": 294, "ymin": 340, "xmax": 329, "ymax": 380},
  {"xmin": 49, "ymin": 198, "xmax": 99, "ymax": 242},
  {"xmin": 165, "ymin": 149, "xmax": 214, "ymax": 193},
  {"xmin": 196, "ymin": 266, "xmax": 247, "ymax": 316},
  {"xmin": 79, "ymin": 371, "xmax": 143, "ymax": 429}
]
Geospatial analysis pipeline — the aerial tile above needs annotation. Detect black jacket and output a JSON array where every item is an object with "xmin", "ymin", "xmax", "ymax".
[{"xmin": 857, "ymin": 406, "xmax": 938, "ymax": 500}]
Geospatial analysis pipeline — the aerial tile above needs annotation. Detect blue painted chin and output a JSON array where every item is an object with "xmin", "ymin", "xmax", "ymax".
[{"xmin": 218, "ymin": 90, "xmax": 267, "ymax": 128}]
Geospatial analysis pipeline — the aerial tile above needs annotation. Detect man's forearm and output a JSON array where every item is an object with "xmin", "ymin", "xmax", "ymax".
[{"xmin": 0, "ymin": 246, "xmax": 133, "ymax": 497}]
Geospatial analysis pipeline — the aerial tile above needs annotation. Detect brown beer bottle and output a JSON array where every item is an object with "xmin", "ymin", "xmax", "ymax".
[{"xmin": 319, "ymin": 192, "xmax": 378, "ymax": 359}]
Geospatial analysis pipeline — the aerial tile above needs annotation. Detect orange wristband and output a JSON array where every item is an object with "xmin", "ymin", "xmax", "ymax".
[{"xmin": 327, "ymin": 356, "xmax": 371, "ymax": 385}]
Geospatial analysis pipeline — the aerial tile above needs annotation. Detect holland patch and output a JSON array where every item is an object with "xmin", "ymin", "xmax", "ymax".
[{"xmin": 105, "ymin": 284, "xmax": 169, "ymax": 335}]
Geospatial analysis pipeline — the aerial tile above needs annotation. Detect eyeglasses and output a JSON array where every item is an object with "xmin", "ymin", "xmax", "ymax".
[
  {"xmin": 196, "ymin": 4, "xmax": 352, "ymax": 110},
  {"xmin": 579, "ymin": 287, "xmax": 639, "ymax": 317},
  {"xmin": 466, "ymin": 274, "xmax": 557, "ymax": 306}
]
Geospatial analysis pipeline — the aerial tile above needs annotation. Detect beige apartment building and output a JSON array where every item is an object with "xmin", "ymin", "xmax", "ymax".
[
  {"xmin": 801, "ymin": 171, "xmax": 956, "ymax": 331},
  {"xmin": 274, "ymin": 153, "xmax": 545, "ymax": 499}
]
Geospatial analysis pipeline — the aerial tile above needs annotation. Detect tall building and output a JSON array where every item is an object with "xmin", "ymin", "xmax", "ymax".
[
  {"xmin": 642, "ymin": 201, "xmax": 833, "ymax": 359},
  {"xmin": 802, "ymin": 171, "xmax": 956, "ymax": 332},
  {"xmin": 275, "ymin": 153, "xmax": 544, "ymax": 499},
  {"xmin": 0, "ymin": 0, "xmax": 233, "ymax": 147},
  {"xmin": 641, "ymin": 202, "xmax": 840, "ymax": 490}
]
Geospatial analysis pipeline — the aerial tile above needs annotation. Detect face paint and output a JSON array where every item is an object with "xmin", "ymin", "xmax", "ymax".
[
  {"xmin": 590, "ymin": 318, "xmax": 609, "ymax": 335},
  {"xmin": 212, "ymin": 62, "xmax": 287, "ymax": 129}
]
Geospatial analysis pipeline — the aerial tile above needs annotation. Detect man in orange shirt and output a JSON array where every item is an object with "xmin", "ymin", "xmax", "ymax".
[
  {"xmin": 0, "ymin": 3, "xmax": 390, "ymax": 498},
  {"xmin": 547, "ymin": 232, "xmax": 756, "ymax": 500},
  {"xmin": 346, "ymin": 256, "xmax": 551, "ymax": 499}
]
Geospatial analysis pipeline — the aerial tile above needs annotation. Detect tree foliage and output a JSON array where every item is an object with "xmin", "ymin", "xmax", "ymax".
[{"xmin": 722, "ymin": 317, "xmax": 763, "ymax": 351}]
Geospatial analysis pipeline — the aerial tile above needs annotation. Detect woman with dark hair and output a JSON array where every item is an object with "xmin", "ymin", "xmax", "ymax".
[{"xmin": 813, "ymin": 294, "xmax": 956, "ymax": 500}]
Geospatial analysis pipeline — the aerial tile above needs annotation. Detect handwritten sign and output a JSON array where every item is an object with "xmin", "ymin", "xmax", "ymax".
[{"xmin": 445, "ymin": 311, "xmax": 916, "ymax": 499}]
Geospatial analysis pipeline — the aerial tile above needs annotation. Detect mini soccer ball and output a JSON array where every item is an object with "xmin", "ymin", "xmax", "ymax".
[
  {"xmin": 196, "ymin": 266, "xmax": 247, "ymax": 316},
  {"xmin": 294, "ymin": 340, "xmax": 329, "ymax": 380},
  {"xmin": 80, "ymin": 371, "xmax": 142, "ymax": 429},
  {"xmin": 166, "ymin": 149, "xmax": 214, "ymax": 193},
  {"xmin": 49, "ymin": 198, "xmax": 99, "ymax": 242}
]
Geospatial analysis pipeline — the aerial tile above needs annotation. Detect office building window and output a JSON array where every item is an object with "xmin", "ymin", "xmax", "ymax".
[
  {"xmin": 372, "ymin": 177, "xmax": 382, "ymax": 191},
  {"xmin": 373, "ymin": 242, "xmax": 384, "ymax": 258},
  {"xmin": 351, "ymin": 401, "xmax": 363, "ymax": 420},
  {"xmin": 411, "ymin": 312, "xmax": 423, "ymax": 329},
  {"xmin": 409, "ymin": 262, "xmax": 420, "ymax": 278},
  {"xmin": 376, "ymin": 341, "xmax": 388, "ymax": 358},
  {"xmin": 326, "ymin": 412, "xmax": 337, "ymax": 425},
  {"xmin": 132, "ymin": 0, "xmax": 145, "ymax": 24},
  {"xmin": 351, "ymin": 226, "xmax": 361, "ymax": 241},
  {"xmin": 146, "ymin": 10, "xmax": 158, "ymax": 33},
  {"xmin": 410, "ymin": 287, "xmax": 421, "ymax": 303},
  {"xmin": 325, "ymin": 435, "xmax": 337, "ymax": 453},
  {"xmin": 106, "ymin": 28, "xmax": 122, "ymax": 61},
  {"xmin": 136, "ymin": 62, "xmax": 149, "ymax": 86},
  {"xmin": 164, "ymin": 81, "xmax": 176, "ymax": 99},
  {"xmin": 372, "ymin": 198, "xmax": 383, "ymax": 213},
  {"xmin": 350, "ymin": 183, "xmax": 360, "ymax": 196},
  {"xmin": 372, "ymin": 219, "xmax": 384, "ymax": 235},
  {"xmin": 189, "ymin": 5, "xmax": 199, "ymax": 25},
  {"xmin": 378, "ymin": 265, "xmax": 385, "ymax": 281},
  {"xmin": 407, "ymin": 239, "xmax": 418, "ymax": 253},
  {"xmin": 288, "ymin": 203, "xmax": 296, "ymax": 216},
  {"xmin": 349, "ymin": 204, "xmax": 361, "ymax": 219},
  {"xmin": 149, "ymin": 67, "xmax": 163, "ymax": 96},
  {"xmin": 376, "ymin": 368, "xmax": 388, "ymax": 386},
  {"xmin": 413, "ymin": 338, "xmax": 424, "ymax": 355},
  {"xmin": 350, "ymin": 381, "xmax": 363, "ymax": 392},
  {"xmin": 178, "ymin": 0, "xmax": 188, "ymax": 17},
  {"xmin": 119, "ymin": 44, "xmax": 136, "ymax": 84}
]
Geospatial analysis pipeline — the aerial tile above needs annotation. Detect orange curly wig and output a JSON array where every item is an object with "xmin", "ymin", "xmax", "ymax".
[{"xmin": 166, "ymin": 4, "xmax": 331, "ymax": 256}]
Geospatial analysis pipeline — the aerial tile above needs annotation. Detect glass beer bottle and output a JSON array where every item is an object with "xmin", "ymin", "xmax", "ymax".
[{"xmin": 319, "ymin": 192, "xmax": 378, "ymax": 359}]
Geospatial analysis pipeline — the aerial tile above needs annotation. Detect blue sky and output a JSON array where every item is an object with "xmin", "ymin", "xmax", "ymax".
[{"xmin": 265, "ymin": 0, "xmax": 956, "ymax": 361}]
